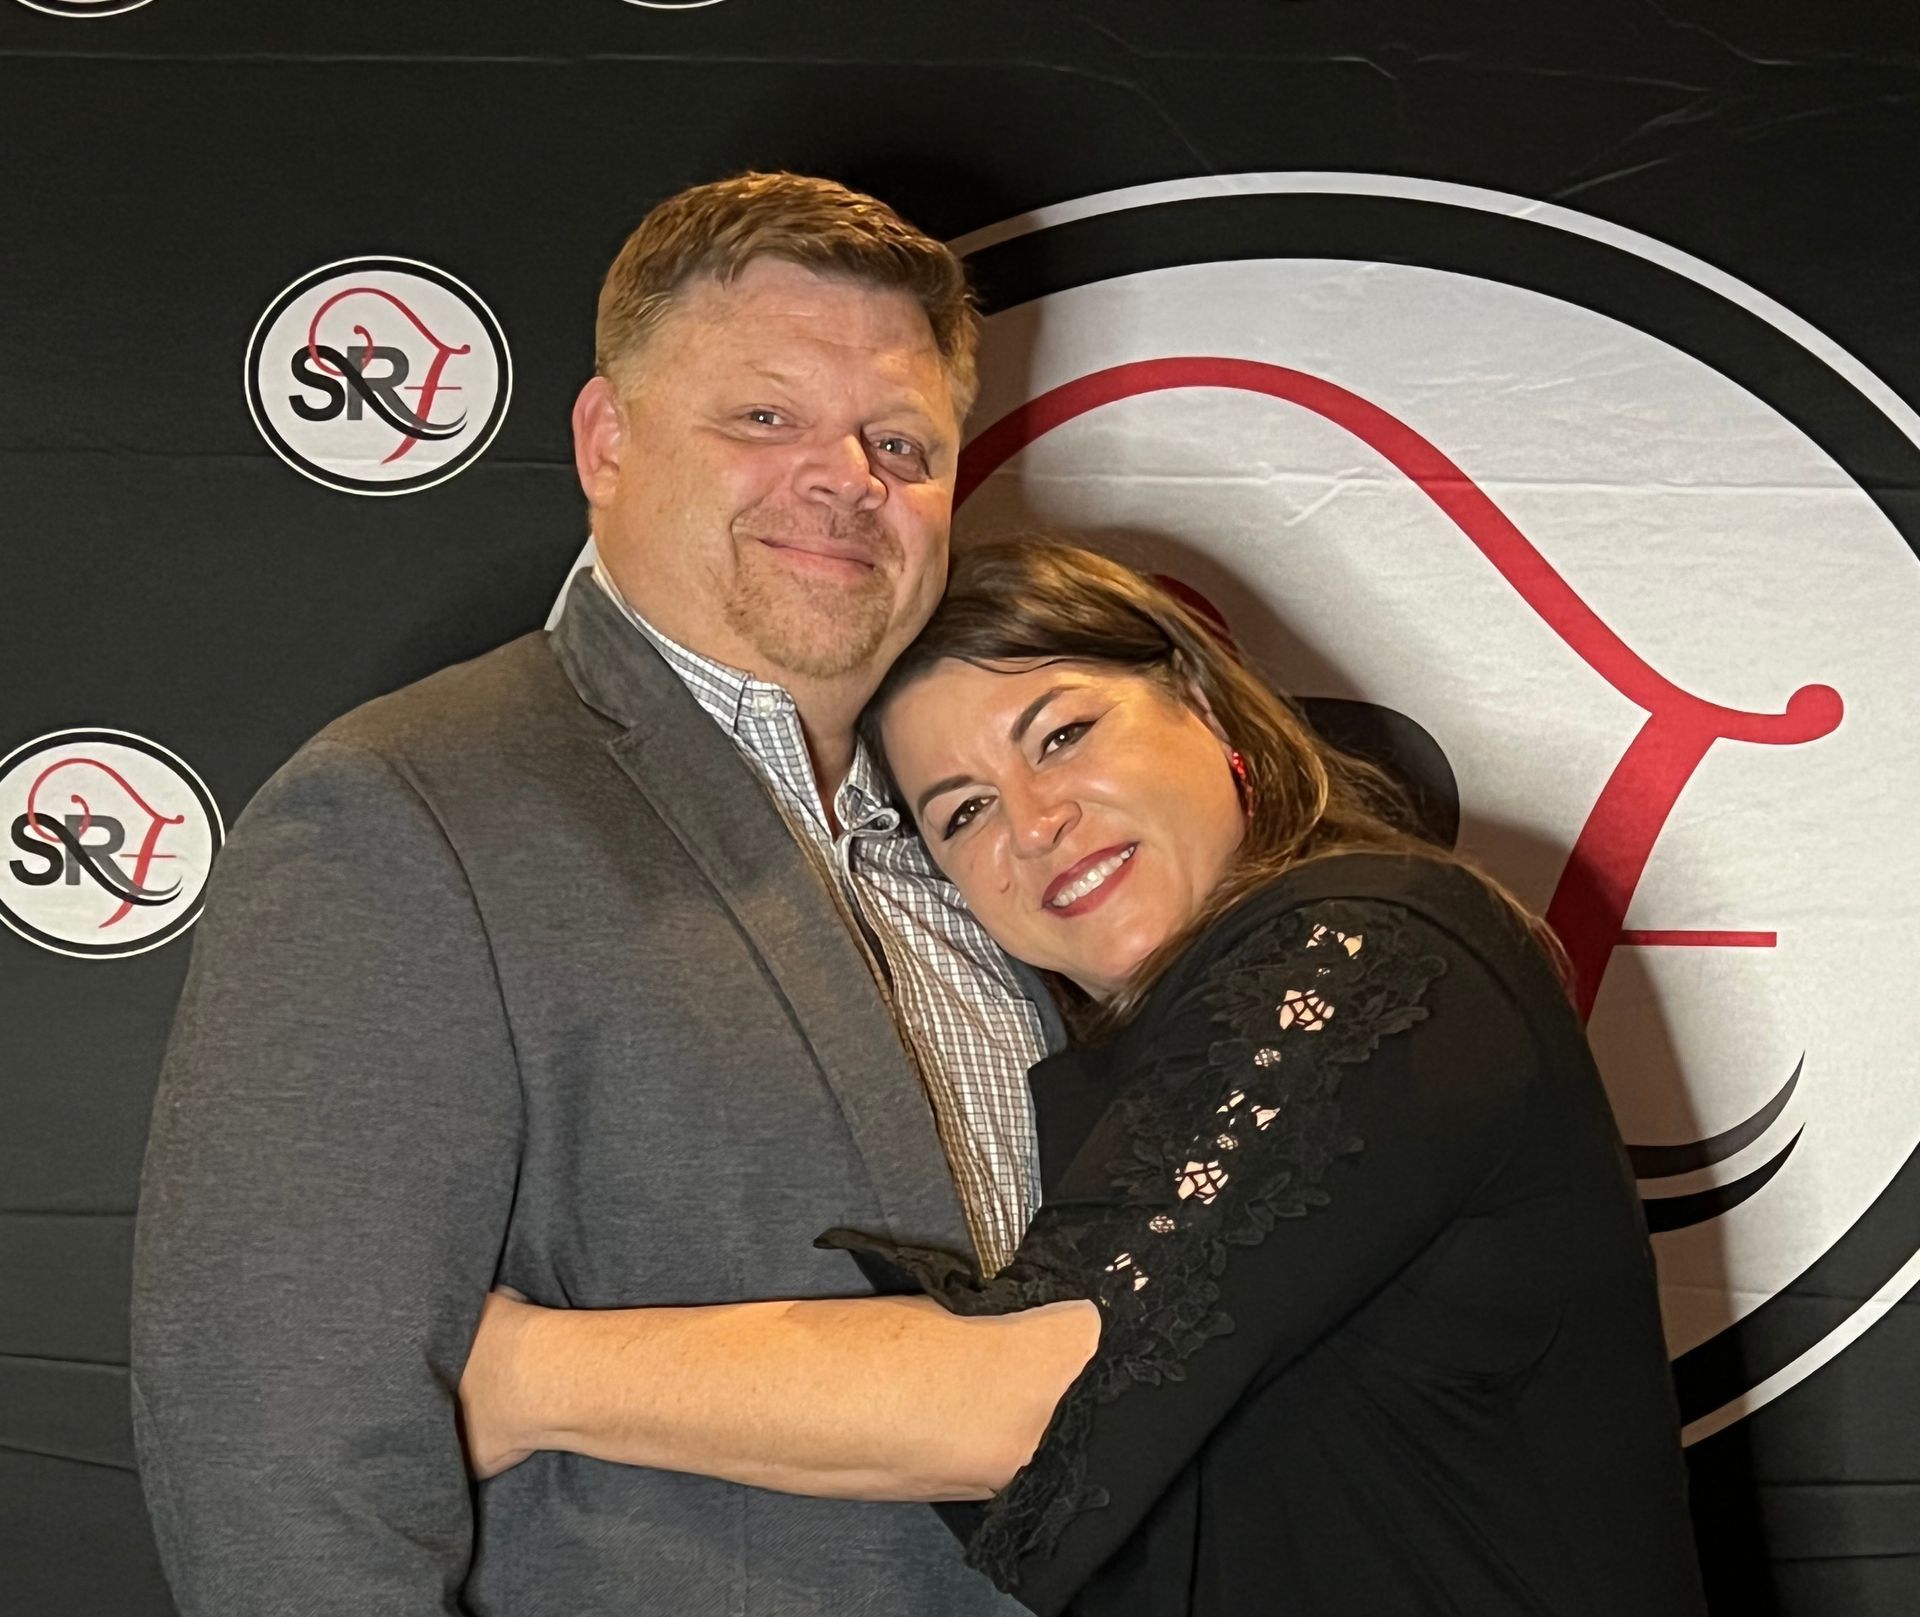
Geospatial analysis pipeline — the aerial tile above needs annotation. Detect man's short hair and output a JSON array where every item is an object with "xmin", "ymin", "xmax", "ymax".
[{"xmin": 596, "ymin": 171, "xmax": 980, "ymax": 414}]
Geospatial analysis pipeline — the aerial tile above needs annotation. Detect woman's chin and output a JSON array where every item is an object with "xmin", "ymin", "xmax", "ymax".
[{"xmin": 1064, "ymin": 932, "xmax": 1171, "ymax": 1005}]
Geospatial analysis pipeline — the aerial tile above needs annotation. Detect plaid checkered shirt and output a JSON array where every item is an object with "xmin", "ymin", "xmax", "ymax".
[{"xmin": 591, "ymin": 562, "xmax": 1047, "ymax": 1271}]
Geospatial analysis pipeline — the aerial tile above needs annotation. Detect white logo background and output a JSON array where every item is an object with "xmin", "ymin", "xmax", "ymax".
[
  {"xmin": 245, "ymin": 257, "xmax": 511, "ymax": 496},
  {"xmin": 954, "ymin": 175, "xmax": 1920, "ymax": 1441},
  {"xmin": 963, "ymin": 254, "xmax": 1910, "ymax": 1305},
  {"xmin": 551, "ymin": 177, "xmax": 1920, "ymax": 1438},
  {"xmin": 0, "ymin": 729, "xmax": 223, "ymax": 959}
]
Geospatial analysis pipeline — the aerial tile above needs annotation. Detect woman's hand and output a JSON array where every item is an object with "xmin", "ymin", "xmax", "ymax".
[{"xmin": 458, "ymin": 1286, "xmax": 542, "ymax": 1480}]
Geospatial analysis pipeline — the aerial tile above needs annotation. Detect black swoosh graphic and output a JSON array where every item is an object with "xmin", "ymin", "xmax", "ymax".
[
  {"xmin": 1641, "ymin": 1128, "xmax": 1803, "ymax": 1236},
  {"xmin": 1630, "ymin": 1056, "xmax": 1804, "ymax": 1179},
  {"xmin": 34, "ymin": 818, "xmax": 182, "ymax": 907},
  {"xmin": 315, "ymin": 345, "xmax": 468, "ymax": 442}
]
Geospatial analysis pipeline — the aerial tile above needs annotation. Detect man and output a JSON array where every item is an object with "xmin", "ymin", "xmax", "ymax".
[{"xmin": 132, "ymin": 172, "xmax": 1083, "ymax": 1616}]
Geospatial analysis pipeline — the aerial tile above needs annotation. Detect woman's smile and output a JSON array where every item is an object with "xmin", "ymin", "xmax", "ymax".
[{"xmin": 1043, "ymin": 843, "xmax": 1139, "ymax": 916}]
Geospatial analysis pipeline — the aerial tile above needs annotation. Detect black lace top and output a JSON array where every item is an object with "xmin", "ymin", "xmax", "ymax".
[{"xmin": 822, "ymin": 854, "xmax": 1708, "ymax": 1617}]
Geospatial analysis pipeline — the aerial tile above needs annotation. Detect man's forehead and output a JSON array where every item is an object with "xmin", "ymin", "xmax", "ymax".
[
  {"xmin": 683, "ymin": 305, "xmax": 948, "ymax": 411},
  {"xmin": 629, "ymin": 260, "xmax": 957, "ymax": 421},
  {"xmin": 737, "ymin": 347, "xmax": 938, "ymax": 396},
  {"xmin": 674, "ymin": 263, "xmax": 937, "ymax": 350}
]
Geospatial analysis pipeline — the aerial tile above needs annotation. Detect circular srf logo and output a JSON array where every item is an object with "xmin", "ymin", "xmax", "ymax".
[
  {"xmin": 244, "ymin": 257, "xmax": 511, "ymax": 496},
  {"xmin": 13, "ymin": 1, "xmax": 153, "ymax": 14},
  {"xmin": 0, "ymin": 730, "xmax": 223, "ymax": 959},
  {"xmin": 948, "ymin": 174, "xmax": 1920, "ymax": 1444}
]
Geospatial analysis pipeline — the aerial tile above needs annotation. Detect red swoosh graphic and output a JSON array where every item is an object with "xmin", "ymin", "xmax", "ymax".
[
  {"xmin": 956, "ymin": 357, "xmax": 1844, "ymax": 1017},
  {"xmin": 26, "ymin": 756, "xmax": 188, "ymax": 930}
]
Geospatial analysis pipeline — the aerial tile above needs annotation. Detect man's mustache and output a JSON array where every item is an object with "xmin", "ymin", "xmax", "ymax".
[{"xmin": 734, "ymin": 512, "xmax": 899, "ymax": 566}]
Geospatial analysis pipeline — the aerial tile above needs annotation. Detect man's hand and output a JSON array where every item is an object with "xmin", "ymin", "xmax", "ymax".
[{"xmin": 457, "ymin": 1287, "xmax": 540, "ymax": 1480}]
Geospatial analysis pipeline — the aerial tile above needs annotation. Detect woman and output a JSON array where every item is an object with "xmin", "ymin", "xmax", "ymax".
[{"xmin": 463, "ymin": 538, "xmax": 1708, "ymax": 1617}]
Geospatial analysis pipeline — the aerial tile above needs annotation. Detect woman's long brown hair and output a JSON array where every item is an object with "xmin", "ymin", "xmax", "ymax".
[{"xmin": 860, "ymin": 536, "xmax": 1568, "ymax": 1027}]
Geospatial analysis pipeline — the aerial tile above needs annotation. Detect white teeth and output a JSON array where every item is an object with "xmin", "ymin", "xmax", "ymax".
[{"xmin": 1049, "ymin": 846, "xmax": 1136, "ymax": 909}]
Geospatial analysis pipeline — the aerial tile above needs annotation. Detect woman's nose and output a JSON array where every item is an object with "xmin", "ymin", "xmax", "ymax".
[
  {"xmin": 1006, "ymin": 779, "xmax": 1078, "ymax": 855},
  {"xmin": 801, "ymin": 433, "xmax": 884, "ymax": 510}
]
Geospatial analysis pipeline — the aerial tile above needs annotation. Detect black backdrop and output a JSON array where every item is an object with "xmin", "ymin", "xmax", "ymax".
[{"xmin": 3, "ymin": 2, "xmax": 1917, "ymax": 1612}]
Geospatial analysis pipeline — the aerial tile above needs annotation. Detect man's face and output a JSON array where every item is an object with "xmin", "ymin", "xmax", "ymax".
[{"xmin": 581, "ymin": 258, "xmax": 961, "ymax": 696}]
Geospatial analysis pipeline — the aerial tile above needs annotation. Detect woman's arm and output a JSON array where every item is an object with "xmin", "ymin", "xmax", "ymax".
[{"xmin": 458, "ymin": 1287, "xmax": 1100, "ymax": 1500}]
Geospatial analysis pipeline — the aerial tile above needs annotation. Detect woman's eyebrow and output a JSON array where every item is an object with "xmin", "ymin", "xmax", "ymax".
[
  {"xmin": 912, "ymin": 683, "xmax": 1090, "ymax": 819},
  {"xmin": 1009, "ymin": 684, "xmax": 1076, "ymax": 745},
  {"xmin": 914, "ymin": 773, "xmax": 974, "ymax": 820}
]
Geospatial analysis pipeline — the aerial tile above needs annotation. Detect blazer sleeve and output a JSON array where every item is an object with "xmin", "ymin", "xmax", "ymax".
[
  {"xmin": 948, "ymin": 894, "xmax": 1540, "ymax": 1614},
  {"xmin": 130, "ymin": 738, "xmax": 524, "ymax": 1616}
]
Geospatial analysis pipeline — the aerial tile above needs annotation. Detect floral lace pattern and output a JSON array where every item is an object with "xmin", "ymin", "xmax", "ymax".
[{"xmin": 818, "ymin": 898, "xmax": 1446, "ymax": 1595}]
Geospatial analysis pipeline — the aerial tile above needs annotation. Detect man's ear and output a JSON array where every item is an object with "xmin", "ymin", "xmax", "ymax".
[{"xmin": 572, "ymin": 375, "xmax": 628, "ymax": 510}]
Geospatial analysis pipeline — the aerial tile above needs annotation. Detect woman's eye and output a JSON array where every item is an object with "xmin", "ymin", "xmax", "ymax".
[
  {"xmin": 942, "ymin": 796, "xmax": 988, "ymax": 839},
  {"xmin": 1040, "ymin": 720, "xmax": 1093, "ymax": 757}
]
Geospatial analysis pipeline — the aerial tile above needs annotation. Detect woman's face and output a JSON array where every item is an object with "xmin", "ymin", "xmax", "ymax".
[{"xmin": 880, "ymin": 657, "xmax": 1247, "ymax": 1001}]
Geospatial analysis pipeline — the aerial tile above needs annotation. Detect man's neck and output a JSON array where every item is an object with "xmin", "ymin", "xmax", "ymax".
[
  {"xmin": 793, "ymin": 703, "xmax": 859, "ymax": 833},
  {"xmin": 596, "ymin": 557, "xmax": 869, "ymax": 828}
]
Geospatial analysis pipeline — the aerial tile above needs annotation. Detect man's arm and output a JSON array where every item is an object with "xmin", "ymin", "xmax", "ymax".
[
  {"xmin": 132, "ymin": 739, "xmax": 522, "ymax": 1615},
  {"xmin": 459, "ymin": 1289, "xmax": 1100, "ymax": 1501}
]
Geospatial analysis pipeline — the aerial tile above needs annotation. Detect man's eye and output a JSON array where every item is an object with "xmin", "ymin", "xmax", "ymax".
[
  {"xmin": 942, "ymin": 796, "xmax": 988, "ymax": 839},
  {"xmin": 1040, "ymin": 721, "xmax": 1093, "ymax": 756},
  {"xmin": 746, "ymin": 409, "xmax": 784, "ymax": 427}
]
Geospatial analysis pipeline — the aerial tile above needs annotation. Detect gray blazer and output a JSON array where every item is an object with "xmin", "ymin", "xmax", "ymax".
[{"xmin": 131, "ymin": 572, "xmax": 1043, "ymax": 1616}]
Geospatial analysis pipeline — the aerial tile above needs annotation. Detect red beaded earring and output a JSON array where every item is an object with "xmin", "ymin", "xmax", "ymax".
[{"xmin": 1228, "ymin": 749, "xmax": 1255, "ymax": 814}]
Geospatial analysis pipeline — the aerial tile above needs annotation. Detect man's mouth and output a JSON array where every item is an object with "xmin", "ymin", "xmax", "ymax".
[
  {"xmin": 1045, "ymin": 844, "xmax": 1138, "ymax": 913},
  {"xmin": 744, "ymin": 528, "xmax": 889, "ymax": 574},
  {"xmin": 759, "ymin": 538, "xmax": 875, "ymax": 564}
]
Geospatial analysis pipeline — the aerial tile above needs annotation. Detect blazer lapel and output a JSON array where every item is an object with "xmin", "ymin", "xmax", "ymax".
[{"xmin": 549, "ymin": 571, "xmax": 974, "ymax": 1254}]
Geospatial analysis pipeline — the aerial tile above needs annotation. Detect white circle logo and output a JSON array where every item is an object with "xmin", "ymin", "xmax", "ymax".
[
  {"xmin": 0, "ymin": 730, "xmax": 223, "ymax": 959},
  {"xmin": 544, "ymin": 177, "xmax": 1920, "ymax": 1442},
  {"xmin": 13, "ymin": 1, "xmax": 154, "ymax": 14},
  {"xmin": 945, "ymin": 174, "xmax": 1920, "ymax": 1443},
  {"xmin": 244, "ymin": 256, "xmax": 512, "ymax": 496}
]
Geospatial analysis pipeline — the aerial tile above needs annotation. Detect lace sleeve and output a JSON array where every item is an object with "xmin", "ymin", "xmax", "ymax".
[{"xmin": 962, "ymin": 897, "xmax": 1452, "ymax": 1601}]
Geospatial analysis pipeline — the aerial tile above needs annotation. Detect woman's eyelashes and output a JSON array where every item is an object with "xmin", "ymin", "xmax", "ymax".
[
  {"xmin": 936, "ymin": 720, "xmax": 1099, "ymax": 840},
  {"xmin": 941, "ymin": 795, "xmax": 991, "ymax": 840},
  {"xmin": 1038, "ymin": 718, "xmax": 1095, "ymax": 757}
]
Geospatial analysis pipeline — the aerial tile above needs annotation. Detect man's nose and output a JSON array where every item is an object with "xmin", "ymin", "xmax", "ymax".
[{"xmin": 800, "ymin": 433, "xmax": 885, "ymax": 511}]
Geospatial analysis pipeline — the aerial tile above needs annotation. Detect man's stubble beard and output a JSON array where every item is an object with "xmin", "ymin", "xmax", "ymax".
[{"xmin": 723, "ymin": 531, "xmax": 904, "ymax": 683}]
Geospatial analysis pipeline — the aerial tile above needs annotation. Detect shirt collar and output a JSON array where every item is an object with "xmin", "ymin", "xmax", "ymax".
[
  {"xmin": 839, "ymin": 748, "xmax": 901, "ymax": 836},
  {"xmin": 591, "ymin": 558, "xmax": 775, "ymax": 737},
  {"xmin": 591, "ymin": 557, "xmax": 903, "ymax": 835}
]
